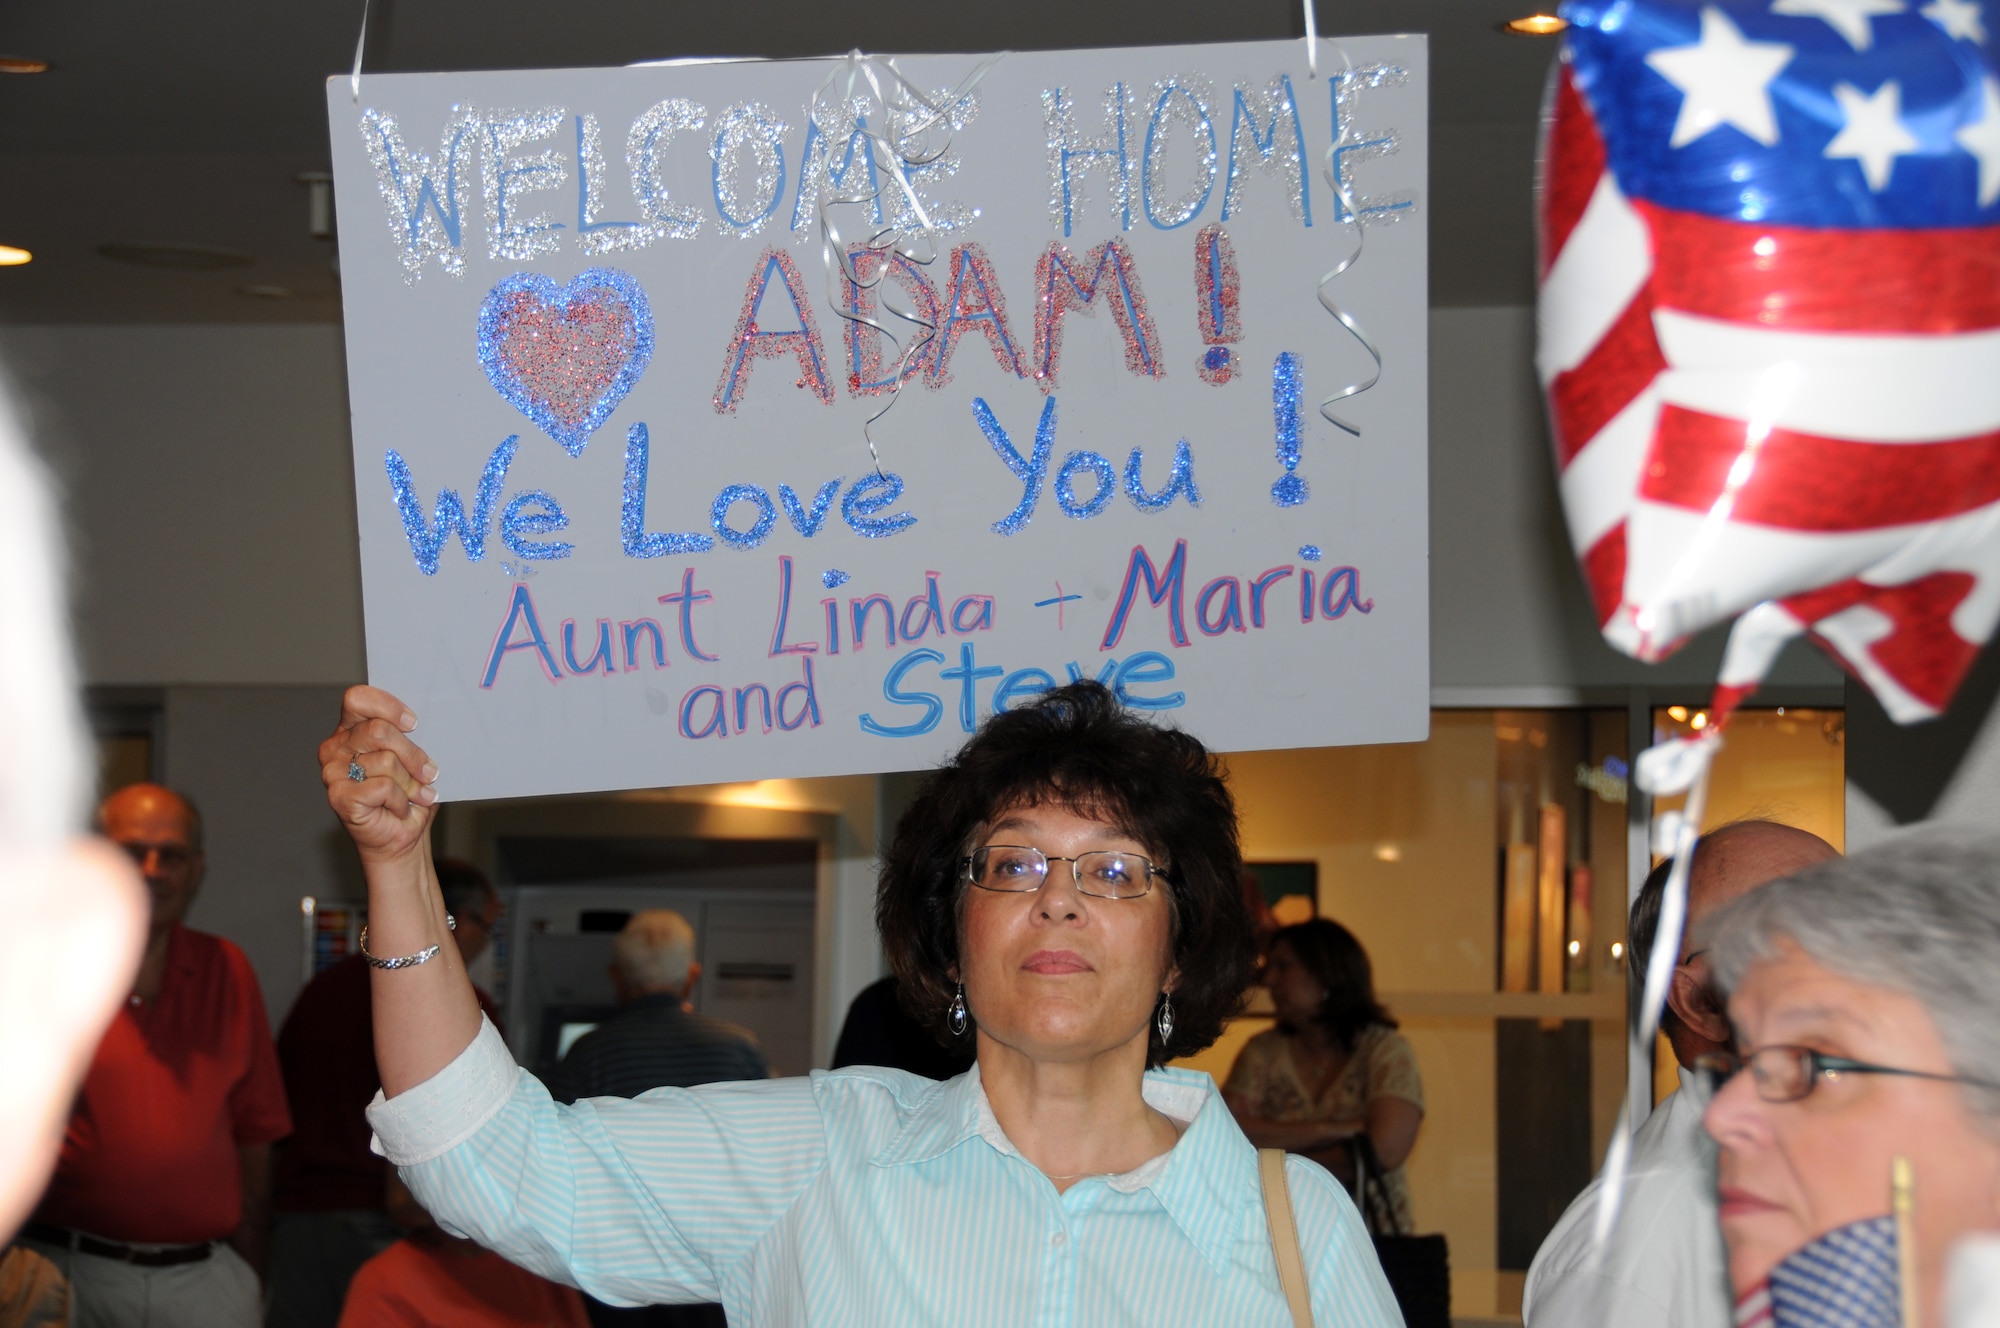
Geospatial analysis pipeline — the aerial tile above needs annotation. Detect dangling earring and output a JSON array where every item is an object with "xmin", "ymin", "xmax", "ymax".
[
  {"xmin": 948, "ymin": 983, "xmax": 969, "ymax": 1037},
  {"xmin": 1156, "ymin": 992, "xmax": 1175, "ymax": 1043}
]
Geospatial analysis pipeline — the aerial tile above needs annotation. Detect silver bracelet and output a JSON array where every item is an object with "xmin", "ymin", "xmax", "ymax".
[{"xmin": 359, "ymin": 914, "xmax": 455, "ymax": 970}]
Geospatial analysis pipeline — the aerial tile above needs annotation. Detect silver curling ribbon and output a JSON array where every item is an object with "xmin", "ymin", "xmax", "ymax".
[
  {"xmin": 806, "ymin": 49, "xmax": 1003, "ymax": 478},
  {"xmin": 1315, "ymin": 51, "xmax": 1386, "ymax": 436}
]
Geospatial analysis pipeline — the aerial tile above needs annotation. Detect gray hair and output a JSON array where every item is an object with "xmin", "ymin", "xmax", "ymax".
[
  {"xmin": 613, "ymin": 909, "xmax": 696, "ymax": 992},
  {"xmin": 1705, "ymin": 826, "xmax": 2000, "ymax": 1119}
]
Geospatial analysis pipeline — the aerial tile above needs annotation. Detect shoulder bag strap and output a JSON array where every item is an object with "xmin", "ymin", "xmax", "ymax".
[{"xmin": 1258, "ymin": 1148, "xmax": 1315, "ymax": 1328}]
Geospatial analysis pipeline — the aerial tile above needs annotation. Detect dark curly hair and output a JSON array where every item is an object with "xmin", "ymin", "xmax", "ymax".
[
  {"xmin": 1272, "ymin": 918, "xmax": 1396, "ymax": 1052},
  {"xmin": 876, "ymin": 681, "xmax": 1256, "ymax": 1068}
]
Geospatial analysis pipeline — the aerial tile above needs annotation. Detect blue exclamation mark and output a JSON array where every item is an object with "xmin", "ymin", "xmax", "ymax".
[{"xmin": 1272, "ymin": 352, "xmax": 1308, "ymax": 507}]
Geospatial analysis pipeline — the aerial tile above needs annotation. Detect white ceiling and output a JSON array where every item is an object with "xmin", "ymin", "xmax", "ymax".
[{"xmin": 0, "ymin": 0, "xmax": 1559, "ymax": 321}]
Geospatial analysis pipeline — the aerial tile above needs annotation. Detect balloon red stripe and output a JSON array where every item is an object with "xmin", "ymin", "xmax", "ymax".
[
  {"xmin": 1789, "ymin": 572, "xmax": 1981, "ymax": 712},
  {"xmin": 1539, "ymin": 69, "xmax": 1607, "ymax": 279},
  {"xmin": 1640, "ymin": 204, "xmax": 2000, "ymax": 334},
  {"xmin": 1642, "ymin": 406, "xmax": 2000, "ymax": 530},
  {"xmin": 1549, "ymin": 287, "xmax": 1665, "ymax": 468},
  {"xmin": 1580, "ymin": 524, "xmax": 1627, "ymax": 627}
]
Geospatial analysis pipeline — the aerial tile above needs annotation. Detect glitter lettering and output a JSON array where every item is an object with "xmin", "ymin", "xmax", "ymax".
[
  {"xmin": 710, "ymin": 102, "xmax": 789, "ymax": 238},
  {"xmin": 481, "ymin": 108, "xmax": 570, "ymax": 262},
  {"xmin": 973, "ymin": 396, "xmax": 1055, "ymax": 536},
  {"xmin": 384, "ymin": 435, "xmax": 517, "ymax": 576},
  {"xmin": 499, "ymin": 490, "xmax": 575, "ymax": 561},
  {"xmin": 1222, "ymin": 77, "xmax": 1311, "ymax": 226},
  {"xmin": 714, "ymin": 248, "xmax": 835, "ymax": 413},
  {"xmin": 1042, "ymin": 84, "xmax": 1132, "ymax": 237},
  {"xmin": 621, "ymin": 423, "xmax": 716, "ymax": 558},
  {"xmin": 843, "ymin": 247, "xmax": 943, "ymax": 396},
  {"xmin": 1141, "ymin": 76, "xmax": 1217, "ymax": 231},
  {"xmin": 358, "ymin": 105, "xmax": 480, "ymax": 282},
  {"xmin": 626, "ymin": 98, "xmax": 708, "ymax": 241},
  {"xmin": 1124, "ymin": 440, "xmax": 1202, "ymax": 512},
  {"xmin": 1193, "ymin": 224, "xmax": 1242, "ymax": 385},
  {"xmin": 1030, "ymin": 239, "xmax": 1161, "ymax": 391},
  {"xmin": 931, "ymin": 243, "xmax": 1025, "ymax": 386}
]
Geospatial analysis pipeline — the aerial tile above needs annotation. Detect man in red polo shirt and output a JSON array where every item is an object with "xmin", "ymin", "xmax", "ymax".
[{"xmin": 0, "ymin": 783, "xmax": 292, "ymax": 1328}]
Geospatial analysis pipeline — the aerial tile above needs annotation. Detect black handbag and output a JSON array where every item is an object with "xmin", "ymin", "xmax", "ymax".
[{"xmin": 1351, "ymin": 1135, "xmax": 1452, "ymax": 1328}]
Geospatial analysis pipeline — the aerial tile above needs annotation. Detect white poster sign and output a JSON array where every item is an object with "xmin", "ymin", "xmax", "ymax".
[{"xmin": 329, "ymin": 36, "xmax": 1430, "ymax": 801}]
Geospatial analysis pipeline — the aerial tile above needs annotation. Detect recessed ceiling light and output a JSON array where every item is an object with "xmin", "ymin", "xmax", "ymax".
[
  {"xmin": 1501, "ymin": 13, "xmax": 1569, "ymax": 34},
  {"xmin": 0, "ymin": 245, "xmax": 30, "ymax": 266},
  {"xmin": 98, "ymin": 242, "xmax": 254, "ymax": 271},
  {"xmin": 238, "ymin": 285, "xmax": 295, "ymax": 299},
  {"xmin": 0, "ymin": 55, "xmax": 51, "ymax": 74}
]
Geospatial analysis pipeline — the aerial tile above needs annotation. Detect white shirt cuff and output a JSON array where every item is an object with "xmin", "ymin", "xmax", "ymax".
[{"xmin": 366, "ymin": 1014, "xmax": 519, "ymax": 1165}]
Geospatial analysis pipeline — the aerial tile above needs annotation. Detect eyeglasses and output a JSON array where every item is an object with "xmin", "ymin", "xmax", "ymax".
[
  {"xmin": 1693, "ymin": 1045, "xmax": 2000, "ymax": 1104},
  {"xmin": 118, "ymin": 841, "xmax": 195, "ymax": 872},
  {"xmin": 960, "ymin": 845, "xmax": 1166, "ymax": 900}
]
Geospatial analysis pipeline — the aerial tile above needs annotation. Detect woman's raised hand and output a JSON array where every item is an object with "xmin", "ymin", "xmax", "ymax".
[{"xmin": 320, "ymin": 685, "xmax": 439, "ymax": 863}]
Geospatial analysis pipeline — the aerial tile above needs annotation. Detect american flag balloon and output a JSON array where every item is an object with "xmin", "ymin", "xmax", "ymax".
[{"xmin": 1538, "ymin": 0, "xmax": 2000, "ymax": 724}]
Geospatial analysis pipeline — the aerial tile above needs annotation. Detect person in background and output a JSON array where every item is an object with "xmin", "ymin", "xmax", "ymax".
[
  {"xmin": 266, "ymin": 860, "xmax": 505, "ymax": 1328},
  {"xmin": 1700, "ymin": 830, "xmax": 2000, "ymax": 1328},
  {"xmin": 1225, "ymin": 918, "xmax": 1425, "ymax": 1228},
  {"xmin": 1523, "ymin": 820, "xmax": 1836, "ymax": 1328},
  {"xmin": 546, "ymin": 909, "xmax": 766, "ymax": 1328},
  {"xmin": 829, "ymin": 976, "xmax": 975, "ymax": 1081},
  {"xmin": 0, "ymin": 377, "xmax": 147, "ymax": 1245},
  {"xmin": 335, "ymin": 1173, "xmax": 588, "ymax": 1328},
  {"xmin": 545, "ymin": 909, "xmax": 767, "ymax": 1104},
  {"xmin": 0, "ymin": 783, "xmax": 292, "ymax": 1328}
]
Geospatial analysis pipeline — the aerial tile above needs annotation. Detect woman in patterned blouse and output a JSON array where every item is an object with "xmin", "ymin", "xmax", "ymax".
[{"xmin": 1225, "ymin": 919, "xmax": 1426, "ymax": 1234}]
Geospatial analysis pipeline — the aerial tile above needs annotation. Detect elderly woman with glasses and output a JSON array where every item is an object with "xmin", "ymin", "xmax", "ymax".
[
  {"xmin": 1695, "ymin": 830, "xmax": 2000, "ymax": 1327},
  {"xmin": 319, "ymin": 680, "xmax": 1400, "ymax": 1326}
]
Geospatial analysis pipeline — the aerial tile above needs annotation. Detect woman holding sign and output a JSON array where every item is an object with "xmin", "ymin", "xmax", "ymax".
[{"xmin": 321, "ymin": 680, "xmax": 1398, "ymax": 1326}]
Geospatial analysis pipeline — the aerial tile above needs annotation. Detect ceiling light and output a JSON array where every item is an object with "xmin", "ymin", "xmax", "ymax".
[
  {"xmin": 98, "ymin": 241, "xmax": 254, "ymax": 271},
  {"xmin": 1667, "ymin": 705, "xmax": 1689, "ymax": 721},
  {"xmin": 1374, "ymin": 843, "xmax": 1401, "ymax": 863},
  {"xmin": 1690, "ymin": 712, "xmax": 1709, "ymax": 730},
  {"xmin": 0, "ymin": 55, "xmax": 50, "ymax": 74},
  {"xmin": 0, "ymin": 245, "xmax": 30, "ymax": 266},
  {"xmin": 1501, "ymin": 13, "xmax": 1569, "ymax": 35}
]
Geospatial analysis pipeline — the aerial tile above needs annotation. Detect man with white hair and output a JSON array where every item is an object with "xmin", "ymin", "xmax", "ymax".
[
  {"xmin": 1523, "ymin": 819, "xmax": 1837, "ymax": 1328},
  {"xmin": 545, "ymin": 912, "xmax": 767, "ymax": 1328},
  {"xmin": 546, "ymin": 910, "xmax": 768, "ymax": 1104}
]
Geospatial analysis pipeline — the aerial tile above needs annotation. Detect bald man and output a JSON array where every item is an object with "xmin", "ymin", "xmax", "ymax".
[
  {"xmin": 0, "ymin": 784, "xmax": 291, "ymax": 1328},
  {"xmin": 1523, "ymin": 820, "xmax": 1837, "ymax": 1328}
]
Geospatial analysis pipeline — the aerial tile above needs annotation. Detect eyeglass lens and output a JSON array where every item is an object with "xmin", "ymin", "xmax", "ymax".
[
  {"xmin": 1694, "ymin": 1048, "xmax": 1826, "ymax": 1103},
  {"xmin": 969, "ymin": 846, "xmax": 1154, "ymax": 898}
]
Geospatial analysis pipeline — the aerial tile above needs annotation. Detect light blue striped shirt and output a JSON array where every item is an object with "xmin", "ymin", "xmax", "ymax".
[{"xmin": 368, "ymin": 1017, "xmax": 1404, "ymax": 1327}]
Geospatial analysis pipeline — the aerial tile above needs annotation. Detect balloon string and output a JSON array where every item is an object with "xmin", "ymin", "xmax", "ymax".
[
  {"xmin": 809, "ymin": 50, "xmax": 1004, "ymax": 478},
  {"xmin": 1316, "ymin": 51, "xmax": 1384, "ymax": 436},
  {"xmin": 1590, "ymin": 732, "xmax": 1722, "ymax": 1261},
  {"xmin": 350, "ymin": 0, "xmax": 370, "ymax": 103},
  {"xmin": 1304, "ymin": 0, "xmax": 1320, "ymax": 79}
]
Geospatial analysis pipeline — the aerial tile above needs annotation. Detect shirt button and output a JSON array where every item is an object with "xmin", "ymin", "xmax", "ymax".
[{"xmin": 1052, "ymin": 1232, "xmax": 1067, "ymax": 1248}]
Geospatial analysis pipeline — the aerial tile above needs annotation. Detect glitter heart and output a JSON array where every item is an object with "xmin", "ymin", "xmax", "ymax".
[{"xmin": 476, "ymin": 268, "xmax": 654, "ymax": 458}]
